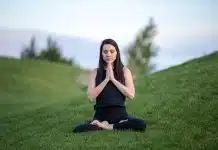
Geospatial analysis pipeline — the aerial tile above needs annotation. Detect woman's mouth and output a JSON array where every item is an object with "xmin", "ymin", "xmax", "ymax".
[{"xmin": 106, "ymin": 58, "xmax": 112, "ymax": 61}]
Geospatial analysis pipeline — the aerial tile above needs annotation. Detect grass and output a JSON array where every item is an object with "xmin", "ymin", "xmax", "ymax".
[{"xmin": 0, "ymin": 52, "xmax": 218, "ymax": 150}]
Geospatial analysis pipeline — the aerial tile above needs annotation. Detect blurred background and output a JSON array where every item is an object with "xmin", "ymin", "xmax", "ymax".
[
  {"xmin": 0, "ymin": 1, "xmax": 218, "ymax": 149},
  {"xmin": 0, "ymin": 0, "xmax": 217, "ymax": 73}
]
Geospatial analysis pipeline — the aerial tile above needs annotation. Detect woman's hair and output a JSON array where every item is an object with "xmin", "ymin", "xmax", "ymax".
[{"xmin": 97, "ymin": 38, "xmax": 125, "ymax": 85}]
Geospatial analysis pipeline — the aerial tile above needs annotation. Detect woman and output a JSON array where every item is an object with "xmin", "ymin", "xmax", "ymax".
[{"xmin": 73, "ymin": 38, "xmax": 146, "ymax": 133}]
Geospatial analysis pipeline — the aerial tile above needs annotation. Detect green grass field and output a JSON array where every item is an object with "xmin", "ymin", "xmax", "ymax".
[{"xmin": 0, "ymin": 52, "xmax": 218, "ymax": 150}]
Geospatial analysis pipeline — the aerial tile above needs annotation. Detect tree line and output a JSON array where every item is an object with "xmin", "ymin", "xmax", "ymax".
[
  {"xmin": 20, "ymin": 36, "xmax": 74, "ymax": 66},
  {"xmin": 20, "ymin": 17, "xmax": 159, "ymax": 76}
]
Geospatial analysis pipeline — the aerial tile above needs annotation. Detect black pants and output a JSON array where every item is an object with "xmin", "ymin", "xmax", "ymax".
[{"xmin": 73, "ymin": 106, "xmax": 146, "ymax": 133}]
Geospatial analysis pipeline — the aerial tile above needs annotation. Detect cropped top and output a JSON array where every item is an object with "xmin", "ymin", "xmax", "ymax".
[{"xmin": 94, "ymin": 68, "xmax": 126, "ymax": 109}]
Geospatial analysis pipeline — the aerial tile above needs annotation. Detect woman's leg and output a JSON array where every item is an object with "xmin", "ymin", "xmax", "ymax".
[
  {"xmin": 93, "ymin": 116, "xmax": 147, "ymax": 132},
  {"xmin": 113, "ymin": 116, "xmax": 147, "ymax": 132},
  {"xmin": 73, "ymin": 121, "xmax": 103, "ymax": 133}
]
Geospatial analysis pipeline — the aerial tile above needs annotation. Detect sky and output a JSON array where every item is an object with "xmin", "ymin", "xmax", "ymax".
[{"xmin": 0, "ymin": 0, "xmax": 217, "ymax": 70}]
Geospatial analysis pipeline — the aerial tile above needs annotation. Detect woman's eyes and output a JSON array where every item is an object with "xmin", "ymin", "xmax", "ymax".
[{"xmin": 104, "ymin": 50, "xmax": 115, "ymax": 54}]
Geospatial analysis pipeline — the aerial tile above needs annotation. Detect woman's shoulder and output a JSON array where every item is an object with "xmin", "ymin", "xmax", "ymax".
[
  {"xmin": 122, "ymin": 66, "xmax": 134, "ymax": 79},
  {"xmin": 89, "ymin": 68, "xmax": 103, "ymax": 79},
  {"xmin": 122, "ymin": 66, "xmax": 132, "ymax": 73},
  {"xmin": 89, "ymin": 68, "xmax": 98, "ymax": 76}
]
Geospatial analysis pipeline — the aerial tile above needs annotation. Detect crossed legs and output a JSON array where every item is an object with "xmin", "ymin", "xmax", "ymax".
[{"xmin": 73, "ymin": 116, "xmax": 146, "ymax": 133}]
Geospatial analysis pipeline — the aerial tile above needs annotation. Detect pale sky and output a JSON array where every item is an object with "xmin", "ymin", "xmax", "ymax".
[
  {"xmin": 1, "ymin": 0, "xmax": 217, "ymax": 44},
  {"xmin": 0, "ymin": 0, "xmax": 217, "ymax": 70}
]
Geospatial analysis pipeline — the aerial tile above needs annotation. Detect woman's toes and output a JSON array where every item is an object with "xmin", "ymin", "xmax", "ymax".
[{"xmin": 90, "ymin": 120, "xmax": 99, "ymax": 125}]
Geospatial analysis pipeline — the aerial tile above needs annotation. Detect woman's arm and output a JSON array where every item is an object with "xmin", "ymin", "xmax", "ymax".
[
  {"xmin": 111, "ymin": 67, "xmax": 135, "ymax": 100},
  {"xmin": 87, "ymin": 69, "xmax": 109, "ymax": 101}
]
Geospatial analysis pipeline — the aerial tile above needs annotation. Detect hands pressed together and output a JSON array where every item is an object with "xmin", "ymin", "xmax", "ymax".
[
  {"xmin": 106, "ymin": 63, "xmax": 115, "ymax": 81},
  {"xmin": 89, "ymin": 63, "xmax": 115, "ymax": 130}
]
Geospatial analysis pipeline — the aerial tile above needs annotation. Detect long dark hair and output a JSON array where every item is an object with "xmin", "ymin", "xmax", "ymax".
[{"xmin": 97, "ymin": 38, "xmax": 125, "ymax": 85}]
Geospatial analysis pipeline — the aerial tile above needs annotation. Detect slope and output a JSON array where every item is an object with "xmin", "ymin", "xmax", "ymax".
[
  {"xmin": 0, "ymin": 58, "xmax": 86, "ymax": 117},
  {"xmin": 132, "ymin": 51, "xmax": 218, "ymax": 149},
  {"xmin": 0, "ymin": 52, "xmax": 218, "ymax": 150}
]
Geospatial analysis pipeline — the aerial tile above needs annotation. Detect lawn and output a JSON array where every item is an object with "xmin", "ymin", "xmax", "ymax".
[{"xmin": 0, "ymin": 52, "xmax": 218, "ymax": 150}]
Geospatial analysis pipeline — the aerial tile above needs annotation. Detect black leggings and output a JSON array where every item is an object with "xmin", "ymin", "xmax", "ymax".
[{"xmin": 73, "ymin": 106, "xmax": 146, "ymax": 133}]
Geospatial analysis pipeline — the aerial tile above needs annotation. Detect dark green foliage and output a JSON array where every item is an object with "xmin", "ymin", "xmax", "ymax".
[
  {"xmin": 20, "ymin": 35, "xmax": 74, "ymax": 66},
  {"xmin": 125, "ymin": 17, "xmax": 159, "ymax": 75},
  {"xmin": 20, "ymin": 36, "xmax": 37, "ymax": 59}
]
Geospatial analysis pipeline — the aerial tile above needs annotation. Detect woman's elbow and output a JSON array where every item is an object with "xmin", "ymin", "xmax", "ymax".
[
  {"xmin": 87, "ymin": 91, "xmax": 96, "ymax": 101},
  {"xmin": 88, "ymin": 95, "xmax": 95, "ymax": 102},
  {"xmin": 87, "ymin": 93, "xmax": 93, "ymax": 100},
  {"xmin": 126, "ymin": 90, "xmax": 135, "ymax": 100},
  {"xmin": 128, "ymin": 93, "xmax": 135, "ymax": 100}
]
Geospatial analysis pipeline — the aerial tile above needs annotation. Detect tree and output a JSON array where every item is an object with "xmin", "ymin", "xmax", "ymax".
[
  {"xmin": 20, "ymin": 36, "xmax": 37, "ymax": 59},
  {"xmin": 20, "ymin": 35, "xmax": 75, "ymax": 66},
  {"xmin": 125, "ymin": 17, "xmax": 159, "ymax": 76},
  {"xmin": 38, "ymin": 36, "xmax": 62, "ymax": 62}
]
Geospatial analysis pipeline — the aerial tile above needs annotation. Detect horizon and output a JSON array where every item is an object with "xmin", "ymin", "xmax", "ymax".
[{"xmin": 0, "ymin": 0, "xmax": 217, "ymax": 70}]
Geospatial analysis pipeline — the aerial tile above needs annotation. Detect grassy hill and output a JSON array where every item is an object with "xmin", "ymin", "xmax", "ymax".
[{"xmin": 0, "ymin": 52, "xmax": 218, "ymax": 150}]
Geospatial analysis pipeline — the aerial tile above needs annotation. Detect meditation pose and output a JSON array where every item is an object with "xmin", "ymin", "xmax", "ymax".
[{"xmin": 73, "ymin": 38, "xmax": 146, "ymax": 133}]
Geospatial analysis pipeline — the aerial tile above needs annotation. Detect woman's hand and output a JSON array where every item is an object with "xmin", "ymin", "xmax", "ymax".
[
  {"xmin": 107, "ymin": 63, "xmax": 115, "ymax": 80},
  {"xmin": 109, "ymin": 67, "xmax": 135, "ymax": 100},
  {"xmin": 105, "ymin": 66, "xmax": 110, "ymax": 81}
]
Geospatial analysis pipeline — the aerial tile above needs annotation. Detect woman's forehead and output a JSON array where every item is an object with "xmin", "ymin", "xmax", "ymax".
[{"xmin": 103, "ymin": 44, "xmax": 116, "ymax": 50}]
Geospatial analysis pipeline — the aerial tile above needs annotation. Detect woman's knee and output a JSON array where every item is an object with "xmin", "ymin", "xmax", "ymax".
[
  {"xmin": 73, "ymin": 122, "xmax": 103, "ymax": 133},
  {"xmin": 137, "ymin": 119, "xmax": 147, "ymax": 131},
  {"xmin": 73, "ymin": 123, "xmax": 89, "ymax": 133},
  {"xmin": 73, "ymin": 124, "xmax": 83, "ymax": 133},
  {"xmin": 129, "ymin": 117, "xmax": 147, "ymax": 131}
]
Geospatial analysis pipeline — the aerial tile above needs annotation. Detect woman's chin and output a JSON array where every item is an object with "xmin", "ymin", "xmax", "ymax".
[{"xmin": 106, "ymin": 60, "xmax": 114, "ymax": 64}]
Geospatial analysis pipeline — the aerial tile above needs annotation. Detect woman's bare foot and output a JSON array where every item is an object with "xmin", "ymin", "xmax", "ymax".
[
  {"xmin": 90, "ymin": 120, "xmax": 113, "ymax": 130},
  {"xmin": 103, "ymin": 124, "xmax": 114, "ymax": 130},
  {"xmin": 98, "ymin": 122, "xmax": 113, "ymax": 130},
  {"xmin": 101, "ymin": 121, "xmax": 109, "ymax": 125},
  {"xmin": 90, "ymin": 120, "xmax": 100, "ymax": 125}
]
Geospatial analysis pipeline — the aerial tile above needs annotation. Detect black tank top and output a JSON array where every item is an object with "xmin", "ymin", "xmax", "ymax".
[{"xmin": 94, "ymin": 68, "xmax": 126, "ymax": 109}]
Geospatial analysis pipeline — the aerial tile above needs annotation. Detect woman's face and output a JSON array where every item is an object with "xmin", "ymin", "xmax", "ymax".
[{"xmin": 102, "ymin": 44, "xmax": 117, "ymax": 64}]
